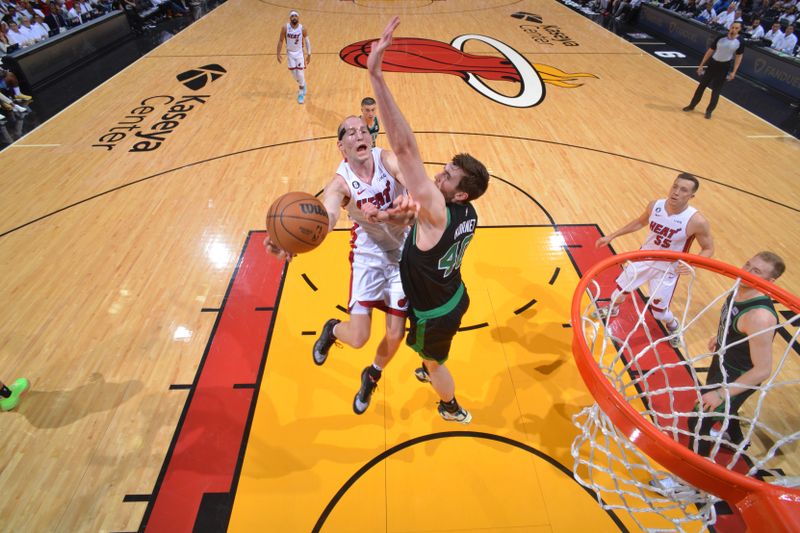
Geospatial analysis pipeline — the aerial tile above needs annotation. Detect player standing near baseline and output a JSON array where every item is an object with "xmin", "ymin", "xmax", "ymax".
[
  {"xmin": 595, "ymin": 173, "xmax": 715, "ymax": 346},
  {"xmin": 276, "ymin": 10, "xmax": 311, "ymax": 104}
]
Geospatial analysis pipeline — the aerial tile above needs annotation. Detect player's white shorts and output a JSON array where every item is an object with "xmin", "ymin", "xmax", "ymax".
[
  {"xmin": 348, "ymin": 255, "xmax": 406, "ymax": 317},
  {"xmin": 287, "ymin": 51, "xmax": 305, "ymax": 70},
  {"xmin": 615, "ymin": 260, "xmax": 678, "ymax": 310}
]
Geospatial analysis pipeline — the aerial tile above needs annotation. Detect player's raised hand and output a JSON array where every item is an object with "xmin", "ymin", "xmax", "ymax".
[{"xmin": 367, "ymin": 16, "xmax": 400, "ymax": 74}]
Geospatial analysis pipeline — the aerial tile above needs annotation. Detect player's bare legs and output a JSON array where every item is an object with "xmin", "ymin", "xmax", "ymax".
[
  {"xmin": 313, "ymin": 313, "xmax": 371, "ymax": 365},
  {"xmin": 353, "ymin": 312, "xmax": 405, "ymax": 415}
]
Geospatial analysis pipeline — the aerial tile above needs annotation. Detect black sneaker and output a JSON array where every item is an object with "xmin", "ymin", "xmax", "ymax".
[
  {"xmin": 414, "ymin": 365, "xmax": 430, "ymax": 383},
  {"xmin": 313, "ymin": 319, "xmax": 340, "ymax": 365},
  {"xmin": 353, "ymin": 367, "xmax": 379, "ymax": 414}
]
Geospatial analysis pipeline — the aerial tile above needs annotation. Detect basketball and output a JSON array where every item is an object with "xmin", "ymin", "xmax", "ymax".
[{"xmin": 266, "ymin": 192, "xmax": 329, "ymax": 254}]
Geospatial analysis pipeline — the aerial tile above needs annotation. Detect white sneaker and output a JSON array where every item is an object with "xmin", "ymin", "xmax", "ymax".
[
  {"xmin": 591, "ymin": 305, "xmax": 619, "ymax": 320},
  {"xmin": 438, "ymin": 403, "xmax": 472, "ymax": 424},
  {"xmin": 667, "ymin": 322, "xmax": 683, "ymax": 348},
  {"xmin": 649, "ymin": 476, "xmax": 680, "ymax": 491},
  {"xmin": 13, "ymin": 104, "xmax": 27, "ymax": 113}
]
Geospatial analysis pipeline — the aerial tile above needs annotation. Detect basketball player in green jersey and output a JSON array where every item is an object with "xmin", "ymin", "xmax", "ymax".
[
  {"xmin": 367, "ymin": 16, "xmax": 490, "ymax": 423},
  {"xmin": 687, "ymin": 251, "xmax": 785, "ymax": 456},
  {"xmin": 360, "ymin": 97, "xmax": 379, "ymax": 146}
]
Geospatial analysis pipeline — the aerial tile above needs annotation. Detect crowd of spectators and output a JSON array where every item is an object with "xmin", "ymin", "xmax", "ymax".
[
  {"xmin": 1, "ymin": 0, "xmax": 118, "ymax": 53},
  {"xmin": 583, "ymin": 0, "xmax": 799, "ymax": 57},
  {"xmin": 658, "ymin": 0, "xmax": 798, "ymax": 55}
]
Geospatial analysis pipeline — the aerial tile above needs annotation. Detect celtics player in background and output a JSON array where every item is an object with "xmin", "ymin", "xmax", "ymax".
[
  {"xmin": 367, "ymin": 16, "xmax": 489, "ymax": 424},
  {"xmin": 360, "ymin": 97, "xmax": 379, "ymax": 147},
  {"xmin": 689, "ymin": 251, "xmax": 785, "ymax": 456}
]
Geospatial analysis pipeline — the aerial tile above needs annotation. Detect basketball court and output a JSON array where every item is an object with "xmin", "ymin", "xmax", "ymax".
[{"xmin": 0, "ymin": 1, "xmax": 798, "ymax": 532}]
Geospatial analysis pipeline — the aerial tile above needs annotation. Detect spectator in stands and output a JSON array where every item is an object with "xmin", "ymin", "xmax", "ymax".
[
  {"xmin": 43, "ymin": 0, "xmax": 67, "ymax": 32},
  {"xmin": 779, "ymin": 5, "xmax": 798, "ymax": 25},
  {"xmin": 20, "ymin": 1, "xmax": 45, "ymax": 18},
  {"xmin": 65, "ymin": 2, "xmax": 84, "ymax": 26},
  {"xmin": 712, "ymin": 0, "xmax": 734, "ymax": 13},
  {"xmin": 696, "ymin": 3, "xmax": 717, "ymax": 22},
  {"xmin": 772, "ymin": 24, "xmax": 797, "ymax": 52},
  {"xmin": 763, "ymin": 21, "xmax": 784, "ymax": 45},
  {"xmin": 744, "ymin": 16, "xmax": 765, "ymax": 39},
  {"xmin": 78, "ymin": 0, "xmax": 95, "ymax": 19},
  {"xmin": 4, "ymin": 5, "xmax": 23, "ymax": 24},
  {"xmin": 0, "ymin": 21, "xmax": 10, "ymax": 53},
  {"xmin": 18, "ymin": 16, "xmax": 43, "ymax": 43},
  {"xmin": 6, "ymin": 20, "xmax": 31, "ymax": 47},
  {"xmin": 712, "ymin": 3, "xmax": 738, "ymax": 28},
  {"xmin": 30, "ymin": 13, "xmax": 49, "ymax": 39}
]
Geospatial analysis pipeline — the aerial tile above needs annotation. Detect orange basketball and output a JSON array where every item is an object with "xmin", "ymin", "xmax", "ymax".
[{"xmin": 266, "ymin": 192, "xmax": 329, "ymax": 254}]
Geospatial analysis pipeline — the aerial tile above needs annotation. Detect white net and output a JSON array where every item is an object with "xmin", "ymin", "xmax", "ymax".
[{"xmin": 571, "ymin": 256, "xmax": 800, "ymax": 532}]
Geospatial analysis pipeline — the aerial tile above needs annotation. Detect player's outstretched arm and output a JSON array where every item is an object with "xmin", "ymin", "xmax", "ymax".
[
  {"xmin": 595, "ymin": 201, "xmax": 653, "ymax": 248},
  {"xmin": 321, "ymin": 175, "xmax": 349, "ymax": 232},
  {"xmin": 367, "ymin": 16, "xmax": 443, "ymax": 226}
]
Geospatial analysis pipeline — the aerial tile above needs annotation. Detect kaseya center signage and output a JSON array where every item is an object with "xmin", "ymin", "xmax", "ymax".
[{"xmin": 92, "ymin": 64, "xmax": 226, "ymax": 152}]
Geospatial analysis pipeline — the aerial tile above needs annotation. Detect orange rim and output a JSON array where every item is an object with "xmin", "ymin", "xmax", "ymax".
[{"xmin": 570, "ymin": 250, "xmax": 800, "ymax": 529}]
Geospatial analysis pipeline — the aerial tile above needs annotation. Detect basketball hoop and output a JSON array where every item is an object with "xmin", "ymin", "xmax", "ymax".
[{"xmin": 570, "ymin": 250, "xmax": 800, "ymax": 531}]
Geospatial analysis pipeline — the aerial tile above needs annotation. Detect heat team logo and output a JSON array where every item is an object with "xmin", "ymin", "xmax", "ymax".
[
  {"xmin": 177, "ymin": 64, "xmax": 227, "ymax": 91},
  {"xmin": 340, "ymin": 35, "xmax": 595, "ymax": 108}
]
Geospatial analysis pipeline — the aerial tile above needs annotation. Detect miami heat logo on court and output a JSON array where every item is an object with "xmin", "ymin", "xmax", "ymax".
[{"xmin": 340, "ymin": 36, "xmax": 596, "ymax": 108}]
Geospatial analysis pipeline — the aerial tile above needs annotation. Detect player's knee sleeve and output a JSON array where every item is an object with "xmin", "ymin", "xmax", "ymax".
[
  {"xmin": 290, "ymin": 69, "xmax": 300, "ymax": 84},
  {"xmin": 296, "ymin": 69, "xmax": 305, "ymax": 87}
]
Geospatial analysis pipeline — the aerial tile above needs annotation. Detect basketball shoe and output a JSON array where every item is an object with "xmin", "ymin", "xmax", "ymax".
[
  {"xmin": 414, "ymin": 365, "xmax": 430, "ymax": 383},
  {"xmin": 666, "ymin": 321, "xmax": 683, "ymax": 348},
  {"xmin": 353, "ymin": 366, "xmax": 380, "ymax": 414},
  {"xmin": 14, "ymin": 93, "xmax": 32, "ymax": 102},
  {"xmin": 591, "ymin": 305, "xmax": 619, "ymax": 320},
  {"xmin": 312, "ymin": 319, "xmax": 340, "ymax": 365},
  {"xmin": 0, "ymin": 378, "xmax": 30, "ymax": 411},
  {"xmin": 297, "ymin": 87, "xmax": 305, "ymax": 104},
  {"xmin": 438, "ymin": 402, "xmax": 472, "ymax": 424}
]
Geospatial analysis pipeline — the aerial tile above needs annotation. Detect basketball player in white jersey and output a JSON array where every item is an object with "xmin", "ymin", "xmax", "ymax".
[
  {"xmin": 594, "ymin": 173, "xmax": 715, "ymax": 346},
  {"xmin": 263, "ymin": 115, "xmax": 412, "ymax": 415},
  {"xmin": 276, "ymin": 10, "xmax": 310, "ymax": 104}
]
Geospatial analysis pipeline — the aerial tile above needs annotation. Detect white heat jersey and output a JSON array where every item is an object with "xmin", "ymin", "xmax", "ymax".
[
  {"xmin": 641, "ymin": 199, "xmax": 697, "ymax": 270},
  {"xmin": 285, "ymin": 23, "xmax": 304, "ymax": 54},
  {"xmin": 337, "ymin": 148, "xmax": 408, "ymax": 263}
]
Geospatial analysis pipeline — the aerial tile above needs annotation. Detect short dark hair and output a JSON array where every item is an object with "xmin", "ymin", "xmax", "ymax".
[
  {"xmin": 676, "ymin": 172, "xmax": 700, "ymax": 192},
  {"xmin": 453, "ymin": 153, "xmax": 489, "ymax": 201},
  {"xmin": 755, "ymin": 251, "xmax": 786, "ymax": 279},
  {"xmin": 361, "ymin": 97, "xmax": 376, "ymax": 107}
]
